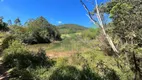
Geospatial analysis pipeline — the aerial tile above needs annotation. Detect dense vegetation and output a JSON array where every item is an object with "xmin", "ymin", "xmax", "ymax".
[
  {"xmin": 0, "ymin": 17, "xmax": 9, "ymax": 31},
  {"xmin": 57, "ymin": 24, "xmax": 87, "ymax": 34},
  {"xmin": 0, "ymin": 0, "xmax": 142, "ymax": 80},
  {"xmin": 1, "ymin": 16, "xmax": 61, "ymax": 45},
  {"xmin": 99, "ymin": 0, "xmax": 142, "ymax": 79}
]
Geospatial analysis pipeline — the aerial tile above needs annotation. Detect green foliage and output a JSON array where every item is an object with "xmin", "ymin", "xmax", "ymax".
[
  {"xmin": 14, "ymin": 18, "xmax": 21, "ymax": 26},
  {"xmin": 46, "ymin": 34, "xmax": 88, "ymax": 52},
  {"xmin": 1, "ymin": 31, "xmax": 131, "ymax": 80},
  {"xmin": 49, "ymin": 65, "xmax": 102, "ymax": 80},
  {"xmin": 1, "ymin": 40, "xmax": 57, "ymax": 80},
  {"xmin": 9, "ymin": 68, "xmax": 35, "ymax": 80},
  {"xmin": 100, "ymin": 0, "xmax": 142, "ymax": 79},
  {"xmin": 0, "ymin": 22, "xmax": 9, "ymax": 31},
  {"xmin": 27, "ymin": 16, "xmax": 61, "ymax": 41},
  {"xmin": 1, "ymin": 2, "xmax": 142, "ymax": 79},
  {"xmin": 49, "ymin": 65, "xmax": 81, "ymax": 80},
  {"xmin": 110, "ymin": 3, "xmax": 132, "ymax": 18},
  {"xmin": 1, "ymin": 35, "xmax": 16, "ymax": 50},
  {"xmin": 10, "ymin": 16, "xmax": 61, "ymax": 44},
  {"xmin": 58, "ymin": 24, "xmax": 87, "ymax": 34},
  {"xmin": 0, "ymin": 16, "xmax": 9, "ymax": 31},
  {"xmin": 81, "ymin": 28, "xmax": 100, "ymax": 40},
  {"xmin": 74, "ymin": 51, "xmax": 119, "ymax": 79},
  {"xmin": 2, "ymin": 40, "xmax": 53, "ymax": 69},
  {"xmin": 3, "ymin": 40, "xmax": 30, "ymax": 68}
]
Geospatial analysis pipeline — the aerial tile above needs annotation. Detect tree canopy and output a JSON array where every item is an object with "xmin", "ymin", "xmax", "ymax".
[
  {"xmin": 10, "ymin": 16, "xmax": 61, "ymax": 44},
  {"xmin": 98, "ymin": 0, "xmax": 142, "ymax": 79}
]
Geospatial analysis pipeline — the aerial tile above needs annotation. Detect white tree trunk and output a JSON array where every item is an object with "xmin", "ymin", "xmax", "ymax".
[{"xmin": 80, "ymin": 0, "xmax": 119, "ymax": 54}]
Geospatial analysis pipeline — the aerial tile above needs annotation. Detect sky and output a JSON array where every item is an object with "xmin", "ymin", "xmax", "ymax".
[{"xmin": 0, "ymin": 0, "xmax": 109, "ymax": 27}]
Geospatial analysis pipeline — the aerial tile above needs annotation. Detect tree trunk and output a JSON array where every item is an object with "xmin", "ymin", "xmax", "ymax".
[{"xmin": 80, "ymin": 0, "xmax": 119, "ymax": 54}]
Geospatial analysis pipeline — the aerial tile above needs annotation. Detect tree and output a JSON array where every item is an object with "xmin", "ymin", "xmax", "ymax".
[
  {"xmin": 99, "ymin": 0, "xmax": 142, "ymax": 79},
  {"xmin": 14, "ymin": 18, "xmax": 21, "ymax": 26},
  {"xmin": 11, "ymin": 16, "xmax": 61, "ymax": 44},
  {"xmin": 0, "ymin": 16, "xmax": 9, "ymax": 31},
  {"xmin": 0, "ymin": 16, "xmax": 4, "ymax": 23},
  {"xmin": 26, "ymin": 16, "xmax": 61, "ymax": 43},
  {"xmin": 8, "ymin": 20, "xmax": 12, "ymax": 26},
  {"xmin": 80, "ymin": 0, "xmax": 119, "ymax": 54}
]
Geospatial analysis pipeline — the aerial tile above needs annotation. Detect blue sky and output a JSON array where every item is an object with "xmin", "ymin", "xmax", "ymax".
[{"xmin": 0, "ymin": 0, "xmax": 109, "ymax": 27}]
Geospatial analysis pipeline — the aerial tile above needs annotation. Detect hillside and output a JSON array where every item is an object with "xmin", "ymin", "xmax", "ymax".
[
  {"xmin": 57, "ymin": 24, "xmax": 87, "ymax": 34},
  {"xmin": 0, "ymin": 0, "xmax": 142, "ymax": 79}
]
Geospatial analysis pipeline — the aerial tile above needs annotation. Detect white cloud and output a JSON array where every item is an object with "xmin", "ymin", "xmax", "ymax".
[
  {"xmin": 58, "ymin": 21, "xmax": 62, "ymax": 24},
  {"xmin": 0, "ymin": 0, "xmax": 4, "ymax": 2}
]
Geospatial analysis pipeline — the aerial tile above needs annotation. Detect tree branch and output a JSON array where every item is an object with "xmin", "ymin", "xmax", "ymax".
[
  {"xmin": 80, "ymin": 0, "xmax": 119, "ymax": 54},
  {"xmin": 80, "ymin": 0, "xmax": 100, "ymax": 27}
]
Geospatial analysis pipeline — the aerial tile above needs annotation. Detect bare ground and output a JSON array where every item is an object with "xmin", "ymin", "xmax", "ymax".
[{"xmin": 46, "ymin": 51, "xmax": 77, "ymax": 58}]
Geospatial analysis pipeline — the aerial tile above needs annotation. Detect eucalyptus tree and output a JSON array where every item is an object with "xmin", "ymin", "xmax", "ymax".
[
  {"xmin": 94, "ymin": 0, "xmax": 142, "ymax": 79},
  {"xmin": 8, "ymin": 20, "xmax": 12, "ymax": 26},
  {"xmin": 14, "ymin": 18, "xmax": 21, "ymax": 26},
  {"xmin": 80, "ymin": 0, "xmax": 119, "ymax": 54}
]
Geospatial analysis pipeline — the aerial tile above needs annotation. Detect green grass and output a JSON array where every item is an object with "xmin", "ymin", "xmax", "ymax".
[
  {"xmin": 25, "ymin": 31, "xmax": 122, "ymax": 79},
  {"xmin": 27, "ymin": 33, "xmax": 88, "ymax": 53},
  {"xmin": 26, "ymin": 43, "xmax": 50, "ymax": 52}
]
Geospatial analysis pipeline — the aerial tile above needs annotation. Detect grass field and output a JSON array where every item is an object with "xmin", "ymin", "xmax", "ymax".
[
  {"xmin": 27, "ymin": 33, "xmax": 91, "ymax": 58},
  {"xmin": 0, "ymin": 32, "xmax": 131, "ymax": 80}
]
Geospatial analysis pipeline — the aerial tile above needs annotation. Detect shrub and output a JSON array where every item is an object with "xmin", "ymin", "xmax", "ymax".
[
  {"xmin": 49, "ymin": 66, "xmax": 80, "ymax": 80},
  {"xmin": 1, "ymin": 35, "xmax": 16, "ymax": 50},
  {"xmin": 80, "ymin": 65, "xmax": 102, "ymax": 80},
  {"xmin": 2, "ymin": 40, "xmax": 53, "ymax": 69},
  {"xmin": 3, "ymin": 40, "xmax": 32, "ymax": 68},
  {"xmin": 49, "ymin": 65, "xmax": 102, "ymax": 80},
  {"xmin": 9, "ymin": 68, "xmax": 35, "ymax": 80},
  {"xmin": 10, "ymin": 25, "xmax": 38, "ymax": 44}
]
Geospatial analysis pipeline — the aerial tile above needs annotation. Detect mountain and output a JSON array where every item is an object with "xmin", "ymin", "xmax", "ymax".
[{"xmin": 57, "ymin": 24, "xmax": 87, "ymax": 34}]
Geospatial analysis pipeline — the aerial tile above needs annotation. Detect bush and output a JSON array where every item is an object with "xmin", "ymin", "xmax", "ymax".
[
  {"xmin": 3, "ymin": 40, "xmax": 31, "ymax": 68},
  {"xmin": 49, "ymin": 66, "xmax": 80, "ymax": 80},
  {"xmin": 1, "ymin": 35, "xmax": 16, "ymax": 50},
  {"xmin": 49, "ymin": 65, "xmax": 102, "ymax": 80},
  {"xmin": 2, "ymin": 40, "xmax": 53, "ymax": 69},
  {"xmin": 9, "ymin": 68, "xmax": 35, "ymax": 80},
  {"xmin": 10, "ymin": 25, "xmax": 38, "ymax": 44},
  {"xmin": 2, "ymin": 40, "xmax": 55, "ymax": 80}
]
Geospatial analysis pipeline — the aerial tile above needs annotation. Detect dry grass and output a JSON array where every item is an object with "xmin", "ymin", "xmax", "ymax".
[{"xmin": 46, "ymin": 51, "xmax": 77, "ymax": 58}]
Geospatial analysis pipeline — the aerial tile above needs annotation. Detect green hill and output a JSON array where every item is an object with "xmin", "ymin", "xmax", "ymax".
[{"xmin": 57, "ymin": 24, "xmax": 87, "ymax": 34}]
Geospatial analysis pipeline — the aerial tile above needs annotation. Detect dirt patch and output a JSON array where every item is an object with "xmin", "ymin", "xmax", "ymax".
[{"xmin": 46, "ymin": 51, "xmax": 77, "ymax": 58}]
